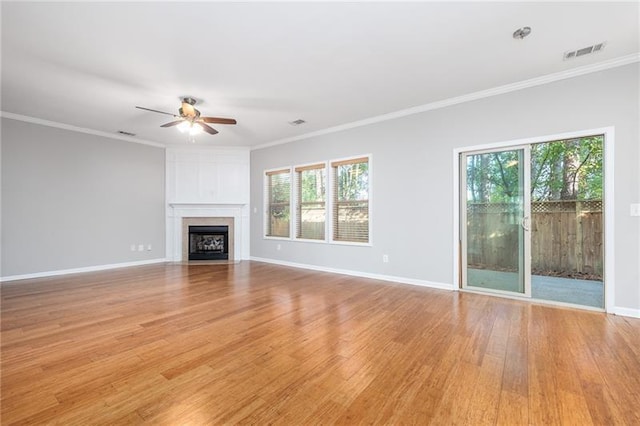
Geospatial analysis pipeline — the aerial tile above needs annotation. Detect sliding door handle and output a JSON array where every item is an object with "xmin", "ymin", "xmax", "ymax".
[{"xmin": 521, "ymin": 216, "xmax": 530, "ymax": 231}]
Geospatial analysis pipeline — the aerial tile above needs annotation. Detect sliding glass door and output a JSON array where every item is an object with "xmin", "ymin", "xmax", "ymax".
[{"xmin": 461, "ymin": 147, "xmax": 531, "ymax": 296}]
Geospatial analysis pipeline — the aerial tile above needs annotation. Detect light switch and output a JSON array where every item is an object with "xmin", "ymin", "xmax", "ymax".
[{"xmin": 631, "ymin": 204, "xmax": 640, "ymax": 217}]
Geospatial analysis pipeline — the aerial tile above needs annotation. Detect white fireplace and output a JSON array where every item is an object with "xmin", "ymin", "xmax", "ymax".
[
  {"xmin": 165, "ymin": 146, "xmax": 250, "ymax": 262},
  {"xmin": 167, "ymin": 203, "xmax": 249, "ymax": 262}
]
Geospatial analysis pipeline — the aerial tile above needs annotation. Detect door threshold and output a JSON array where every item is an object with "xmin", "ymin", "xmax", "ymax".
[{"xmin": 460, "ymin": 288, "xmax": 605, "ymax": 313}]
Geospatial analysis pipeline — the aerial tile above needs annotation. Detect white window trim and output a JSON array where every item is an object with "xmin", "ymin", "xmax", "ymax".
[
  {"xmin": 263, "ymin": 154, "xmax": 373, "ymax": 247},
  {"xmin": 293, "ymin": 161, "xmax": 329, "ymax": 243},
  {"xmin": 263, "ymin": 166, "xmax": 293, "ymax": 240},
  {"xmin": 329, "ymin": 154, "xmax": 373, "ymax": 246}
]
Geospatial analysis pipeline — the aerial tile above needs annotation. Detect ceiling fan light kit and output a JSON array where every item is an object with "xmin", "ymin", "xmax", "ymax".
[
  {"xmin": 135, "ymin": 97, "xmax": 236, "ymax": 140},
  {"xmin": 176, "ymin": 121, "xmax": 203, "ymax": 136}
]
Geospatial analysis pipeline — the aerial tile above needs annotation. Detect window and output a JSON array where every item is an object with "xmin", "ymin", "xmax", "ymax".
[
  {"xmin": 263, "ymin": 155, "xmax": 370, "ymax": 244},
  {"xmin": 331, "ymin": 157, "xmax": 369, "ymax": 243},
  {"xmin": 295, "ymin": 164, "xmax": 326, "ymax": 240},
  {"xmin": 265, "ymin": 168, "xmax": 291, "ymax": 237}
]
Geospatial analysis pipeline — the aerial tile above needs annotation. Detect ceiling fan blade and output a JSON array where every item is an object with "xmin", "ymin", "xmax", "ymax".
[
  {"xmin": 160, "ymin": 120, "xmax": 184, "ymax": 128},
  {"xmin": 201, "ymin": 117, "xmax": 237, "ymax": 125},
  {"xmin": 136, "ymin": 106, "xmax": 178, "ymax": 117},
  {"xmin": 197, "ymin": 122, "xmax": 219, "ymax": 135}
]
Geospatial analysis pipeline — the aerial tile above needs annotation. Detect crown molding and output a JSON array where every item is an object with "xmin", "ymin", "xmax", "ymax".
[
  {"xmin": 0, "ymin": 111, "xmax": 166, "ymax": 148},
  {"xmin": 2, "ymin": 52, "xmax": 638, "ymax": 152},
  {"xmin": 252, "ymin": 53, "xmax": 640, "ymax": 151},
  {"xmin": 164, "ymin": 142, "xmax": 250, "ymax": 151}
]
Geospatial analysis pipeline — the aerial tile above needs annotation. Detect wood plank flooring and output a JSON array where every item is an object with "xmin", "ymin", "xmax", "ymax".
[{"xmin": 1, "ymin": 261, "xmax": 639, "ymax": 425}]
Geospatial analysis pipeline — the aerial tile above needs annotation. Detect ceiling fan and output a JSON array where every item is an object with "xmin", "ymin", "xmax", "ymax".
[{"xmin": 136, "ymin": 97, "xmax": 236, "ymax": 136}]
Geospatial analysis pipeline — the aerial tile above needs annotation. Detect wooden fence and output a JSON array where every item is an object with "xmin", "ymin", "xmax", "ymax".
[{"xmin": 467, "ymin": 200, "xmax": 603, "ymax": 278}]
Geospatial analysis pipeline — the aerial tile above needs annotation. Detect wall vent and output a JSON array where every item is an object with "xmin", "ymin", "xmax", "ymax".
[
  {"xmin": 564, "ymin": 42, "xmax": 606, "ymax": 60},
  {"xmin": 288, "ymin": 119, "xmax": 306, "ymax": 126},
  {"xmin": 118, "ymin": 130, "xmax": 136, "ymax": 136}
]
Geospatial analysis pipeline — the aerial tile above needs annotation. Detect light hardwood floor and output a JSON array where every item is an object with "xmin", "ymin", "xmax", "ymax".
[{"xmin": 1, "ymin": 262, "xmax": 639, "ymax": 425}]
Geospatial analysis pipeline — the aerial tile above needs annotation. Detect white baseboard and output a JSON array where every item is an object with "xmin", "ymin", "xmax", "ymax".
[
  {"xmin": 6, "ymin": 257, "xmax": 636, "ymax": 318},
  {"xmin": 250, "ymin": 258, "xmax": 640, "ymax": 319},
  {"xmin": 613, "ymin": 306, "xmax": 640, "ymax": 318},
  {"xmin": 249, "ymin": 256, "xmax": 454, "ymax": 291},
  {"xmin": 0, "ymin": 258, "xmax": 168, "ymax": 283}
]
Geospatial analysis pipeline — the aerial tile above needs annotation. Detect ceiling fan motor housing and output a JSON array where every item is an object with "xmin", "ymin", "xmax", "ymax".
[
  {"xmin": 180, "ymin": 97, "xmax": 198, "ymax": 118},
  {"xmin": 179, "ymin": 107, "xmax": 201, "ymax": 119}
]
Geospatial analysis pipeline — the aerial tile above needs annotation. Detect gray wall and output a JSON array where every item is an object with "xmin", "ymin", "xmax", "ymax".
[
  {"xmin": 250, "ymin": 63, "xmax": 640, "ymax": 311},
  {"xmin": 1, "ymin": 118, "xmax": 166, "ymax": 276}
]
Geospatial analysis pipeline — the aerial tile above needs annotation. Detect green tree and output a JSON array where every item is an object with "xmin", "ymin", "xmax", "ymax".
[
  {"xmin": 466, "ymin": 150, "xmax": 521, "ymax": 203},
  {"xmin": 337, "ymin": 162, "xmax": 368, "ymax": 201},
  {"xmin": 466, "ymin": 136, "xmax": 603, "ymax": 203},
  {"xmin": 531, "ymin": 136, "xmax": 602, "ymax": 201},
  {"xmin": 300, "ymin": 169, "xmax": 325, "ymax": 202}
]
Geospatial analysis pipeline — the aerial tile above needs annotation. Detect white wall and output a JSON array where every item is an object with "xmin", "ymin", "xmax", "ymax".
[
  {"xmin": 250, "ymin": 63, "xmax": 640, "ymax": 314},
  {"xmin": 1, "ymin": 118, "xmax": 166, "ymax": 278},
  {"xmin": 1, "ymin": 121, "xmax": 252, "ymax": 279}
]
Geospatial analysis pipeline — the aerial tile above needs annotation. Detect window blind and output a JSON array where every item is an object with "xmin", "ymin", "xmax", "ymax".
[
  {"xmin": 331, "ymin": 157, "xmax": 369, "ymax": 243},
  {"xmin": 265, "ymin": 169, "xmax": 291, "ymax": 237},
  {"xmin": 295, "ymin": 164, "xmax": 326, "ymax": 240}
]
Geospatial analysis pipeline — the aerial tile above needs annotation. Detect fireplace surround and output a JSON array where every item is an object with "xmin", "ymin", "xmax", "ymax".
[
  {"xmin": 167, "ymin": 203, "xmax": 248, "ymax": 262},
  {"xmin": 181, "ymin": 216, "xmax": 234, "ymax": 262}
]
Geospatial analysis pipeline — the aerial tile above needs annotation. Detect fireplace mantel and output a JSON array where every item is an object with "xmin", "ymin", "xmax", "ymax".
[
  {"xmin": 166, "ymin": 203, "xmax": 249, "ymax": 262},
  {"xmin": 169, "ymin": 202, "xmax": 246, "ymax": 208}
]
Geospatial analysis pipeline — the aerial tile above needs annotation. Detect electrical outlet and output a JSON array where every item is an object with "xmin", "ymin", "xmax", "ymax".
[
  {"xmin": 130, "ymin": 244, "xmax": 136, "ymax": 252},
  {"xmin": 277, "ymin": 244, "xmax": 282, "ymax": 251},
  {"xmin": 383, "ymin": 254, "xmax": 389, "ymax": 263},
  {"xmin": 138, "ymin": 244, "xmax": 144, "ymax": 252},
  {"xmin": 253, "ymin": 207, "xmax": 257, "ymax": 214},
  {"xmin": 631, "ymin": 203, "xmax": 640, "ymax": 217},
  {"xmin": 147, "ymin": 244, "xmax": 152, "ymax": 251}
]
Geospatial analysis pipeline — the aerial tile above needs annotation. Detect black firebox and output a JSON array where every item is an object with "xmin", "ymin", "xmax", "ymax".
[{"xmin": 188, "ymin": 225, "xmax": 229, "ymax": 260}]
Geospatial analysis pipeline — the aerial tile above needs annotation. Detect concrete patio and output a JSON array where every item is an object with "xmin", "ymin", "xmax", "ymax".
[{"xmin": 468, "ymin": 268, "xmax": 604, "ymax": 308}]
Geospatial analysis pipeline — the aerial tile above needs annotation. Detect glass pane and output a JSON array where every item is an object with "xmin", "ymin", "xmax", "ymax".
[
  {"xmin": 269, "ymin": 204, "xmax": 290, "ymax": 237},
  {"xmin": 466, "ymin": 150, "xmax": 525, "ymax": 293},
  {"xmin": 334, "ymin": 161, "xmax": 369, "ymax": 242},
  {"xmin": 270, "ymin": 173, "xmax": 290, "ymax": 203},
  {"xmin": 268, "ymin": 172, "xmax": 290, "ymax": 237},
  {"xmin": 298, "ymin": 202, "xmax": 325, "ymax": 239},
  {"xmin": 335, "ymin": 201, "xmax": 368, "ymax": 242},
  {"xmin": 530, "ymin": 136, "xmax": 604, "ymax": 308},
  {"xmin": 298, "ymin": 168, "xmax": 326, "ymax": 240},
  {"xmin": 337, "ymin": 162, "xmax": 368, "ymax": 201}
]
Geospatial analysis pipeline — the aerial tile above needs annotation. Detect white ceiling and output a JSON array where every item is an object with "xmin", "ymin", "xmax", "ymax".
[{"xmin": 1, "ymin": 2, "xmax": 638, "ymax": 147}]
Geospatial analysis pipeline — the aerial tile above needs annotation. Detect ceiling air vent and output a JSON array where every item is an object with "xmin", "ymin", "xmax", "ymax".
[
  {"xmin": 118, "ymin": 130, "xmax": 136, "ymax": 137},
  {"xmin": 564, "ymin": 42, "xmax": 606, "ymax": 60},
  {"xmin": 288, "ymin": 119, "xmax": 306, "ymax": 126}
]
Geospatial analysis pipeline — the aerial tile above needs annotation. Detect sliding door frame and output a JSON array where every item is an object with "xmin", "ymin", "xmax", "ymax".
[
  {"xmin": 460, "ymin": 145, "xmax": 532, "ymax": 297},
  {"xmin": 452, "ymin": 127, "xmax": 615, "ymax": 313}
]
